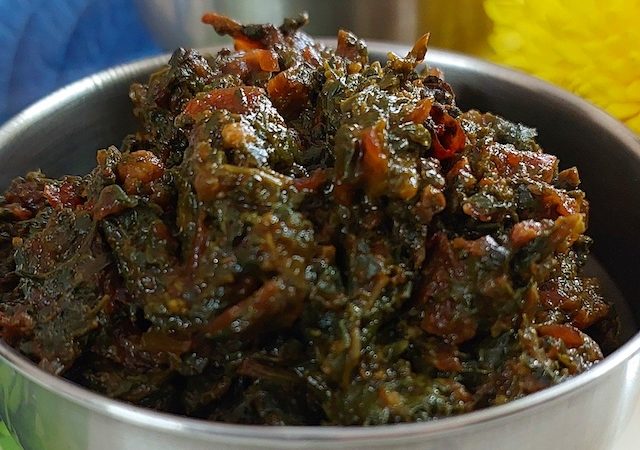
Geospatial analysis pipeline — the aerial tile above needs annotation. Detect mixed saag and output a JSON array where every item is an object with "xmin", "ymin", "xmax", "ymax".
[{"xmin": 0, "ymin": 14, "xmax": 617, "ymax": 425}]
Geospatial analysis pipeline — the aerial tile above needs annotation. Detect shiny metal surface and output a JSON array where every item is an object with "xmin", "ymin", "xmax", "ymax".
[
  {"xmin": 1, "ymin": 43, "xmax": 640, "ymax": 450},
  {"xmin": 134, "ymin": 0, "xmax": 419, "ymax": 49}
]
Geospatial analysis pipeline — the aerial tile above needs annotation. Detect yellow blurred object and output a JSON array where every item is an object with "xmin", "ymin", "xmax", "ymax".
[
  {"xmin": 485, "ymin": 0, "xmax": 640, "ymax": 132},
  {"xmin": 417, "ymin": 0, "xmax": 493, "ymax": 57}
]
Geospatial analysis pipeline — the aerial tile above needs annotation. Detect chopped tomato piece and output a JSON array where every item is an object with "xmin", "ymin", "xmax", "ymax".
[
  {"xmin": 408, "ymin": 33, "xmax": 430, "ymax": 63},
  {"xmin": 333, "ymin": 182, "xmax": 354, "ymax": 206},
  {"xmin": 406, "ymin": 97, "xmax": 433, "ymax": 124},
  {"xmin": 537, "ymin": 323, "xmax": 584, "ymax": 348},
  {"xmin": 360, "ymin": 125, "xmax": 388, "ymax": 197},
  {"xmin": 510, "ymin": 220, "xmax": 544, "ymax": 248},
  {"xmin": 184, "ymin": 86, "xmax": 265, "ymax": 117},
  {"xmin": 43, "ymin": 180, "xmax": 83, "ymax": 209},
  {"xmin": 5, "ymin": 204, "xmax": 32, "ymax": 220},
  {"xmin": 336, "ymin": 29, "xmax": 367, "ymax": 63},
  {"xmin": 116, "ymin": 150, "xmax": 165, "ymax": 194},
  {"xmin": 234, "ymin": 37, "xmax": 265, "ymax": 51},
  {"xmin": 293, "ymin": 169, "xmax": 327, "ymax": 192},
  {"xmin": 266, "ymin": 68, "xmax": 310, "ymax": 116},
  {"xmin": 244, "ymin": 49, "xmax": 279, "ymax": 72}
]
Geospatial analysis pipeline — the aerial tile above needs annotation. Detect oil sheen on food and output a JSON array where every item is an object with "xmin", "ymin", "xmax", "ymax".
[{"xmin": 0, "ymin": 14, "xmax": 618, "ymax": 425}]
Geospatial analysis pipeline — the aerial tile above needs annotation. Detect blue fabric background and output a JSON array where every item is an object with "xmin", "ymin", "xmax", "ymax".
[
  {"xmin": 0, "ymin": 0, "xmax": 161, "ymax": 123},
  {"xmin": 0, "ymin": 2, "xmax": 160, "ymax": 447}
]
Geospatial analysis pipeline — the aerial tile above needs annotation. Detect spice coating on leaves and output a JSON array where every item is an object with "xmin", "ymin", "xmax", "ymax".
[{"xmin": 0, "ymin": 14, "xmax": 617, "ymax": 425}]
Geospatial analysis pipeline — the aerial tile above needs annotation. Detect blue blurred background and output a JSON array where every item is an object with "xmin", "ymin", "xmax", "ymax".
[
  {"xmin": 0, "ymin": 0, "xmax": 463, "ymax": 126},
  {"xmin": 0, "ymin": 0, "xmax": 161, "ymax": 124},
  {"xmin": 0, "ymin": 0, "xmax": 488, "ymax": 126}
]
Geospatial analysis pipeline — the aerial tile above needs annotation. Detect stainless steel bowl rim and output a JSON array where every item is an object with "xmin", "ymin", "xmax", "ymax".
[{"xmin": 1, "ymin": 41, "xmax": 639, "ymax": 444}]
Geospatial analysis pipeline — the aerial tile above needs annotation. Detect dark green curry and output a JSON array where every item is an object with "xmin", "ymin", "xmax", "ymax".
[{"xmin": 0, "ymin": 14, "xmax": 617, "ymax": 425}]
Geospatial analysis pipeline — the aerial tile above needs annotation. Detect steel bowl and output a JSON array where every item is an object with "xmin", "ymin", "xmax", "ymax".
[{"xmin": 1, "ymin": 43, "xmax": 639, "ymax": 450}]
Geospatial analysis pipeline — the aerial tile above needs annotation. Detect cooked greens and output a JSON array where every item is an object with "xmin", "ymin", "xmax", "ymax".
[{"xmin": 0, "ymin": 14, "xmax": 617, "ymax": 425}]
